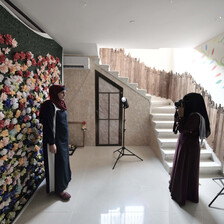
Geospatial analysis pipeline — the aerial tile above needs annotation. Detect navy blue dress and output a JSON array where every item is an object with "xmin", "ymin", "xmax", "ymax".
[{"xmin": 41, "ymin": 100, "xmax": 71, "ymax": 193}]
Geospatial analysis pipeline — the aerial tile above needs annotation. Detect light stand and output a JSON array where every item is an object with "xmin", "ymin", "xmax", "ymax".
[{"xmin": 112, "ymin": 97, "xmax": 143, "ymax": 169}]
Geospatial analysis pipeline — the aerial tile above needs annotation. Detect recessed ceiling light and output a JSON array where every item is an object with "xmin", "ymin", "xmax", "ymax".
[
  {"xmin": 215, "ymin": 16, "xmax": 222, "ymax": 21},
  {"xmin": 129, "ymin": 20, "xmax": 135, "ymax": 23}
]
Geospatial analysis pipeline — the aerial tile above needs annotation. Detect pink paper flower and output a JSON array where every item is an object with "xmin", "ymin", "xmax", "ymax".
[
  {"xmin": 0, "ymin": 63, "xmax": 9, "ymax": 74},
  {"xmin": 12, "ymin": 38, "xmax": 18, "ymax": 48}
]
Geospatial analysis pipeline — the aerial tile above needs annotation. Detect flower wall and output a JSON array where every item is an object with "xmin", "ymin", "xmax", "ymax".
[{"xmin": 0, "ymin": 5, "xmax": 62, "ymax": 224}]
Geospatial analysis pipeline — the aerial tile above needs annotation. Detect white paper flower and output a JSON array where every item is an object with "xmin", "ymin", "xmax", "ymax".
[
  {"xmin": 12, "ymin": 102, "xmax": 19, "ymax": 109},
  {"xmin": 9, "ymin": 129, "xmax": 17, "ymax": 136},
  {"xmin": 22, "ymin": 92, "xmax": 28, "ymax": 98},
  {"xmin": 26, "ymin": 122, "xmax": 31, "ymax": 128},
  {"xmin": 0, "ymin": 92, "xmax": 7, "ymax": 101},
  {"xmin": 26, "ymin": 107, "xmax": 31, "ymax": 114},
  {"xmin": 22, "ymin": 128, "xmax": 27, "ymax": 134},
  {"xmin": 0, "ymin": 111, "xmax": 5, "ymax": 120},
  {"xmin": 18, "ymin": 141, "xmax": 23, "ymax": 148},
  {"xmin": 17, "ymin": 133, "xmax": 23, "ymax": 140},
  {"xmin": 0, "ymin": 148, "xmax": 8, "ymax": 156},
  {"xmin": 0, "ymin": 74, "xmax": 4, "ymax": 82},
  {"xmin": 21, "ymin": 109, "xmax": 26, "ymax": 116},
  {"xmin": 21, "ymin": 152, "xmax": 26, "ymax": 157},
  {"xmin": 16, "ymin": 149, "xmax": 22, "ymax": 156},
  {"xmin": 4, "ymin": 119, "xmax": 10, "ymax": 126},
  {"xmin": 12, "ymin": 118, "xmax": 18, "ymax": 124},
  {"xmin": 13, "ymin": 161, "xmax": 19, "ymax": 167}
]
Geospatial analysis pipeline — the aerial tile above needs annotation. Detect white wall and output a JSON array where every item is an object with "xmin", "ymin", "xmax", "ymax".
[
  {"xmin": 125, "ymin": 47, "xmax": 224, "ymax": 107},
  {"xmin": 124, "ymin": 48, "xmax": 173, "ymax": 72}
]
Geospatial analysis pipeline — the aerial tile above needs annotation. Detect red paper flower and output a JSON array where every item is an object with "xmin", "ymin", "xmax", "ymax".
[
  {"xmin": 24, "ymin": 71, "xmax": 31, "ymax": 78},
  {"xmin": 28, "ymin": 93, "xmax": 34, "ymax": 100},
  {"xmin": 82, "ymin": 121, "xmax": 86, "ymax": 125},
  {"xmin": 32, "ymin": 58, "xmax": 37, "ymax": 66},
  {"xmin": 37, "ymin": 61, "xmax": 42, "ymax": 67},
  {"xmin": 34, "ymin": 86, "xmax": 39, "ymax": 91},
  {"xmin": 42, "ymin": 57, "xmax": 46, "ymax": 63},
  {"xmin": 24, "ymin": 115, "xmax": 30, "ymax": 122},
  {"xmin": 56, "ymin": 57, "xmax": 60, "ymax": 63},
  {"xmin": 16, "ymin": 70, "xmax": 23, "ymax": 77},
  {"xmin": 20, "ymin": 51, "xmax": 26, "ymax": 60},
  {"xmin": 0, "ymin": 54, "xmax": 6, "ymax": 63},
  {"xmin": 13, "ymin": 52, "xmax": 20, "ymax": 62},
  {"xmin": 34, "ymin": 73, "xmax": 38, "ymax": 79},
  {"xmin": 0, "ymin": 120, "xmax": 5, "ymax": 129},
  {"xmin": 2, "ymin": 86, "xmax": 10, "ymax": 94},
  {"xmin": 26, "ymin": 52, "xmax": 32, "ymax": 60},
  {"xmin": 4, "ymin": 34, "xmax": 12, "ymax": 45},
  {"xmin": 0, "ymin": 34, "xmax": 4, "ymax": 44},
  {"xmin": 19, "ymin": 103, "xmax": 25, "ymax": 110},
  {"xmin": 8, "ymin": 123, "xmax": 14, "ymax": 130}
]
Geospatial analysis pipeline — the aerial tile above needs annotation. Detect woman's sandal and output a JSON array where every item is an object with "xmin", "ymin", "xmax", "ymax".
[{"xmin": 59, "ymin": 192, "xmax": 71, "ymax": 201}]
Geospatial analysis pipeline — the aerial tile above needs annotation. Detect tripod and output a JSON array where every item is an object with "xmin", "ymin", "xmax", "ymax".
[{"xmin": 112, "ymin": 104, "xmax": 143, "ymax": 169}]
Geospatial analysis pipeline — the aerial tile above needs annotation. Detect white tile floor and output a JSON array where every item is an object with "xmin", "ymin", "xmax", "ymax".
[{"xmin": 15, "ymin": 146, "xmax": 224, "ymax": 224}]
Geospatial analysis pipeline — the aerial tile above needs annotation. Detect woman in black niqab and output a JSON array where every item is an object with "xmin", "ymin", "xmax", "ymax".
[{"xmin": 169, "ymin": 92, "xmax": 210, "ymax": 206}]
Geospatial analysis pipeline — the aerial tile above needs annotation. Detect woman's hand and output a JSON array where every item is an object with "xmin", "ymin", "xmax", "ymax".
[{"xmin": 49, "ymin": 144, "xmax": 57, "ymax": 154}]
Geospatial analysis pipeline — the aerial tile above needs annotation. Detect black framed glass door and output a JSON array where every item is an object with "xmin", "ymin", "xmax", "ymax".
[{"xmin": 95, "ymin": 71, "xmax": 123, "ymax": 146}]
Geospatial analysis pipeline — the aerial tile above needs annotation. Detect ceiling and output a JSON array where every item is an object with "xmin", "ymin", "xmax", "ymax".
[{"xmin": 2, "ymin": 0, "xmax": 224, "ymax": 56}]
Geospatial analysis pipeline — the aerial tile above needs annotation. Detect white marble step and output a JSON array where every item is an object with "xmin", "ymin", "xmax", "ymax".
[
  {"xmin": 110, "ymin": 71, "xmax": 119, "ymax": 77},
  {"xmin": 151, "ymin": 100, "xmax": 171, "ymax": 107},
  {"xmin": 129, "ymin": 83, "xmax": 138, "ymax": 89},
  {"xmin": 165, "ymin": 160, "xmax": 222, "ymax": 175},
  {"xmin": 161, "ymin": 148, "xmax": 213, "ymax": 160},
  {"xmin": 155, "ymin": 128, "xmax": 177, "ymax": 138},
  {"xmin": 118, "ymin": 76, "xmax": 129, "ymax": 83},
  {"xmin": 100, "ymin": 64, "xmax": 110, "ymax": 71},
  {"xmin": 136, "ymin": 88, "xmax": 147, "ymax": 95},
  {"xmin": 158, "ymin": 138, "xmax": 178, "ymax": 148},
  {"xmin": 151, "ymin": 105, "xmax": 175, "ymax": 114},
  {"xmin": 153, "ymin": 120, "xmax": 174, "ymax": 129},
  {"xmin": 152, "ymin": 113, "xmax": 174, "ymax": 121}
]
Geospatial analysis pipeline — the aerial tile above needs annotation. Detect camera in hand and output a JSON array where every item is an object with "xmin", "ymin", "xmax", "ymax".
[
  {"xmin": 175, "ymin": 99, "xmax": 184, "ymax": 108},
  {"xmin": 173, "ymin": 99, "xmax": 184, "ymax": 134}
]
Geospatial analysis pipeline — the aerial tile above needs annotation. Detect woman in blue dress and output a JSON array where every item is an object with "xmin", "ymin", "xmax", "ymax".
[{"xmin": 40, "ymin": 85, "xmax": 71, "ymax": 201}]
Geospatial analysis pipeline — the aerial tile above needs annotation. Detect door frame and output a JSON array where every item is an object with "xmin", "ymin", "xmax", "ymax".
[{"xmin": 95, "ymin": 70, "xmax": 123, "ymax": 146}]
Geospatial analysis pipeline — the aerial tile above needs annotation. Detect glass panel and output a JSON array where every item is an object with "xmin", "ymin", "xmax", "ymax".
[
  {"xmin": 99, "ymin": 94, "xmax": 109, "ymax": 119},
  {"xmin": 110, "ymin": 93, "xmax": 119, "ymax": 119},
  {"xmin": 109, "ymin": 120, "xmax": 119, "ymax": 144},
  {"xmin": 99, "ymin": 120, "xmax": 108, "ymax": 144},
  {"xmin": 99, "ymin": 77, "xmax": 119, "ymax": 93}
]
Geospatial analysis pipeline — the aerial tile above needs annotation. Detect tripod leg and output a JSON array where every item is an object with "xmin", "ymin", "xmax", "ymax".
[
  {"xmin": 112, "ymin": 152, "xmax": 123, "ymax": 169},
  {"xmin": 124, "ymin": 147, "xmax": 143, "ymax": 161},
  {"xmin": 113, "ymin": 147, "xmax": 122, "ymax": 153},
  {"xmin": 208, "ymin": 187, "xmax": 224, "ymax": 207}
]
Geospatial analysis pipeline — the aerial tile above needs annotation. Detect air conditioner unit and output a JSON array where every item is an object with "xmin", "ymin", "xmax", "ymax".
[{"xmin": 63, "ymin": 56, "xmax": 90, "ymax": 69}]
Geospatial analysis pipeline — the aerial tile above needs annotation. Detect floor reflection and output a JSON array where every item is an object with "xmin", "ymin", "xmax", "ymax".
[{"xmin": 101, "ymin": 206, "xmax": 144, "ymax": 224}]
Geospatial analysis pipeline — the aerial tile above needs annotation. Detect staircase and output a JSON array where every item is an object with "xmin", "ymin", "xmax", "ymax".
[
  {"xmin": 95, "ymin": 62, "xmax": 151, "ymax": 100},
  {"xmin": 95, "ymin": 58, "xmax": 222, "ymax": 175},
  {"xmin": 151, "ymin": 95, "xmax": 222, "ymax": 175}
]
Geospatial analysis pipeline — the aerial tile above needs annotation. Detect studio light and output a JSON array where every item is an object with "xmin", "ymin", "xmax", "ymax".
[
  {"xmin": 112, "ymin": 96, "xmax": 143, "ymax": 169},
  {"xmin": 121, "ymin": 97, "xmax": 129, "ymax": 109}
]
